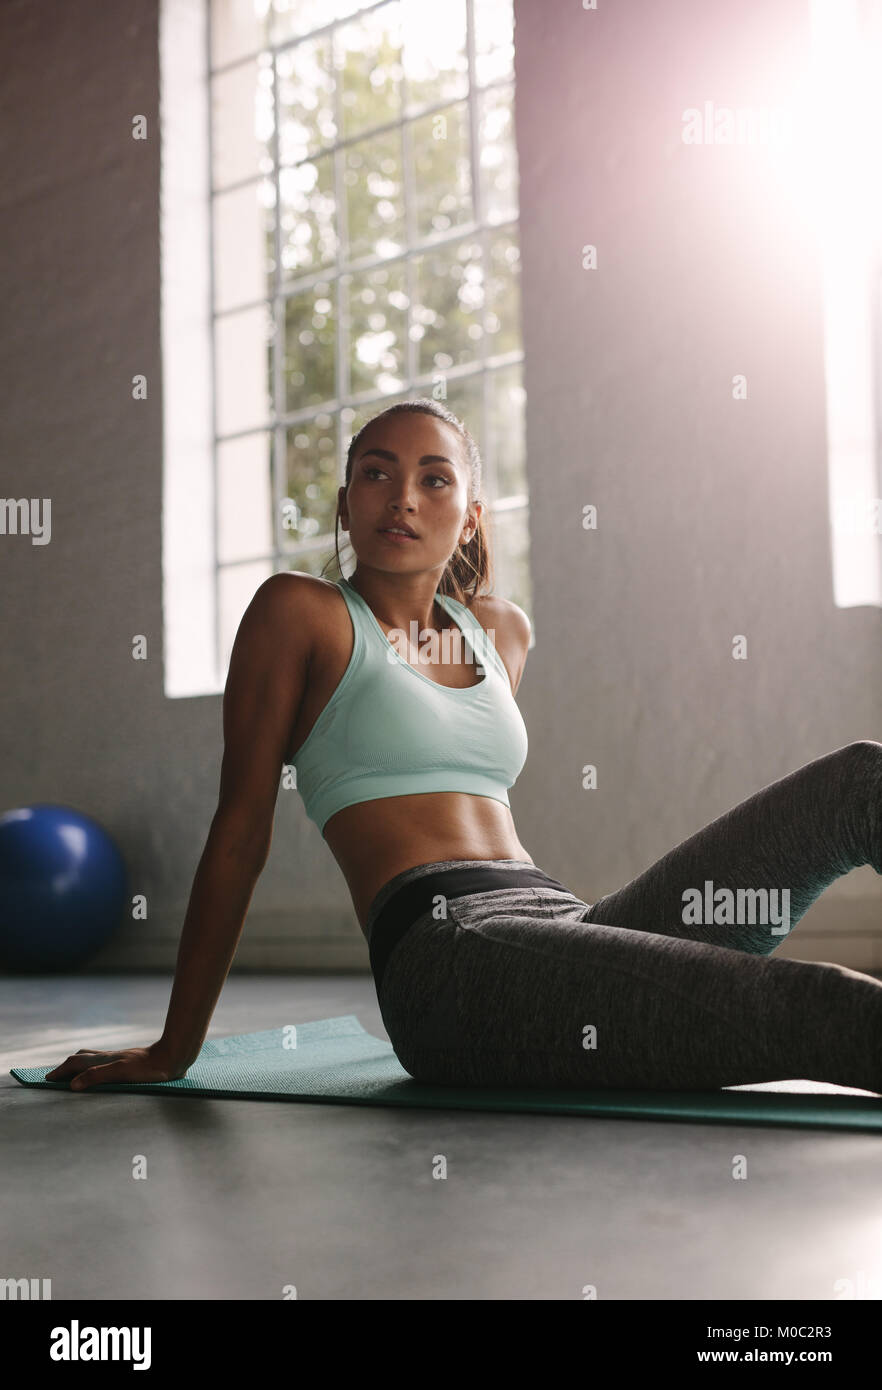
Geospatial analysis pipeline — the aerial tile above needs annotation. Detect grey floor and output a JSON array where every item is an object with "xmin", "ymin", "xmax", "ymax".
[{"xmin": 2, "ymin": 972, "xmax": 881, "ymax": 1301}]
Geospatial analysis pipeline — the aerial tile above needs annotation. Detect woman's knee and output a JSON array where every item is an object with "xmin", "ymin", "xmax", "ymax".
[{"xmin": 846, "ymin": 739, "xmax": 882, "ymax": 762}]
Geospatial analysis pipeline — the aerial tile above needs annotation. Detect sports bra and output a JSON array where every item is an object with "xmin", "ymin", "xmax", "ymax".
[{"xmin": 290, "ymin": 575, "xmax": 529, "ymax": 834}]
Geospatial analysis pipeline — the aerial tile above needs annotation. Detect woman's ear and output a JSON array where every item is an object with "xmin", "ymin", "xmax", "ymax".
[{"xmin": 463, "ymin": 499, "xmax": 483, "ymax": 542}]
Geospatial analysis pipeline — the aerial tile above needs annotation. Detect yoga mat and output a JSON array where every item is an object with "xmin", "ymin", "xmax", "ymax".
[{"xmin": 10, "ymin": 1014, "xmax": 882, "ymax": 1131}]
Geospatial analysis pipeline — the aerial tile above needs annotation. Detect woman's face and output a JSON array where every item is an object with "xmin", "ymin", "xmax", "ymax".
[{"xmin": 339, "ymin": 413, "xmax": 481, "ymax": 575}]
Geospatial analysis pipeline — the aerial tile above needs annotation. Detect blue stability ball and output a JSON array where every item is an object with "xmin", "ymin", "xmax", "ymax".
[{"xmin": 0, "ymin": 804, "xmax": 128, "ymax": 972}]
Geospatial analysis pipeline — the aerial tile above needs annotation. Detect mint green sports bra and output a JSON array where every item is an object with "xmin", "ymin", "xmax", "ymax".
[{"xmin": 291, "ymin": 576, "xmax": 529, "ymax": 835}]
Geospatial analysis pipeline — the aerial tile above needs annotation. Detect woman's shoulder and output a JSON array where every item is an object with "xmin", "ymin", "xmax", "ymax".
[
  {"xmin": 247, "ymin": 571, "xmax": 345, "ymax": 654},
  {"xmin": 469, "ymin": 592, "xmax": 532, "ymax": 645},
  {"xmin": 464, "ymin": 592, "xmax": 533, "ymax": 694},
  {"xmin": 250, "ymin": 570, "xmax": 341, "ymax": 614}
]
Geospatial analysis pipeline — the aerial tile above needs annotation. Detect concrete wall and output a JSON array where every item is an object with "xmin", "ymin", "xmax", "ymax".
[{"xmin": 0, "ymin": 0, "xmax": 879, "ymax": 974}]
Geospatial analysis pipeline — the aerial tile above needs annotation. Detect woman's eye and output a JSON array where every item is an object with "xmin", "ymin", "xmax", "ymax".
[{"xmin": 364, "ymin": 466, "xmax": 449, "ymax": 487}]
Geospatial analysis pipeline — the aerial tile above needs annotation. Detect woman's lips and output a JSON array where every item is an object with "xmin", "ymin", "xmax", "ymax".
[{"xmin": 377, "ymin": 529, "xmax": 418, "ymax": 543}]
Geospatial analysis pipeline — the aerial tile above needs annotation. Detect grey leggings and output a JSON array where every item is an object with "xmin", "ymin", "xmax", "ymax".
[{"xmin": 367, "ymin": 741, "xmax": 882, "ymax": 1093}]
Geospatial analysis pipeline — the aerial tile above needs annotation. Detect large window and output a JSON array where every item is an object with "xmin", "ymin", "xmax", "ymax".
[
  {"xmin": 801, "ymin": 0, "xmax": 882, "ymax": 607},
  {"xmin": 203, "ymin": 0, "xmax": 530, "ymax": 681}
]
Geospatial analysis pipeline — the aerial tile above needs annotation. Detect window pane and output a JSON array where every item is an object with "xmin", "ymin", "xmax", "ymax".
[
  {"xmin": 214, "ymin": 179, "xmax": 275, "ymax": 313},
  {"xmin": 283, "ymin": 279, "xmax": 337, "ymax": 411},
  {"xmin": 473, "ymin": 0, "xmax": 515, "ymax": 88},
  {"xmin": 344, "ymin": 388, "xmax": 412, "ymax": 442},
  {"xmin": 436, "ymin": 375, "xmax": 484, "ymax": 462},
  {"xmin": 282, "ymin": 545, "xmax": 340, "ymax": 580},
  {"xmin": 211, "ymin": 0, "xmax": 270, "ymax": 70},
  {"xmin": 344, "ymin": 128, "xmax": 406, "ymax": 263},
  {"xmin": 411, "ymin": 101, "xmax": 472, "ymax": 240},
  {"xmin": 487, "ymin": 504, "xmax": 531, "ymax": 612},
  {"xmin": 401, "ymin": 0, "xmax": 467, "ymax": 112},
  {"xmin": 279, "ymin": 154, "xmax": 338, "ymax": 281},
  {"xmin": 282, "ymin": 412, "xmax": 340, "ymax": 547},
  {"xmin": 412, "ymin": 237, "xmax": 483, "ymax": 375},
  {"xmin": 484, "ymin": 227, "xmax": 520, "ymax": 357},
  {"xmin": 215, "ymin": 304, "xmax": 274, "ymax": 436},
  {"xmin": 270, "ymin": 0, "xmax": 364, "ymax": 48},
  {"xmin": 212, "ymin": 55, "xmax": 275, "ymax": 190},
  {"xmin": 217, "ymin": 432, "xmax": 274, "ymax": 562},
  {"xmin": 487, "ymin": 361, "xmax": 526, "ymax": 500},
  {"xmin": 277, "ymin": 34, "xmax": 336, "ymax": 164},
  {"xmin": 478, "ymin": 83, "xmax": 517, "ymax": 224},
  {"xmin": 345, "ymin": 261, "xmax": 408, "ymax": 396},
  {"xmin": 335, "ymin": 3, "xmax": 403, "ymax": 144}
]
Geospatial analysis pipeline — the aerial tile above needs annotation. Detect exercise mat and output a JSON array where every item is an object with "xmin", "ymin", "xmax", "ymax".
[{"xmin": 10, "ymin": 1014, "xmax": 882, "ymax": 1131}]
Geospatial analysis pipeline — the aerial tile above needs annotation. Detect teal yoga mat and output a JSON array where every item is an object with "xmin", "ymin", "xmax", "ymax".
[{"xmin": 10, "ymin": 1014, "xmax": 882, "ymax": 1131}]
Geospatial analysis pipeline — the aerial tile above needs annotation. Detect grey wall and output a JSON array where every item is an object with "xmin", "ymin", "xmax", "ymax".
[{"xmin": 1, "ymin": 0, "xmax": 879, "ymax": 975}]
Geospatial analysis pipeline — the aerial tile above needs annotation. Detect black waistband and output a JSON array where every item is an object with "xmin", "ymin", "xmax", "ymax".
[{"xmin": 368, "ymin": 863, "xmax": 570, "ymax": 994}]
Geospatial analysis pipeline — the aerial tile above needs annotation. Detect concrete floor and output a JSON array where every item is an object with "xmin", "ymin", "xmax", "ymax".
[{"xmin": 2, "ymin": 973, "xmax": 882, "ymax": 1301}]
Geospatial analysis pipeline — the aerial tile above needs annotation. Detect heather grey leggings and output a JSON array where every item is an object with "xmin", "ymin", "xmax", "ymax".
[{"xmin": 368, "ymin": 741, "xmax": 882, "ymax": 1093}]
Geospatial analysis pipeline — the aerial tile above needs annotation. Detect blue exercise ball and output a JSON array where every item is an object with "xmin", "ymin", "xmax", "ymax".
[{"xmin": 0, "ymin": 804, "xmax": 128, "ymax": 972}]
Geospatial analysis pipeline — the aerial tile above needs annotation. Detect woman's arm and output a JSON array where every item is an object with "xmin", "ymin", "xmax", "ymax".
[
  {"xmin": 155, "ymin": 574, "xmax": 312, "ymax": 1068},
  {"xmin": 152, "ymin": 810, "xmax": 277, "ymax": 1071},
  {"xmin": 46, "ymin": 573, "xmax": 314, "ymax": 1089}
]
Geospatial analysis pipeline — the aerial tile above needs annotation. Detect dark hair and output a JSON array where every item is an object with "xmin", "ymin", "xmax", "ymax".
[{"xmin": 319, "ymin": 398, "xmax": 493, "ymax": 606}]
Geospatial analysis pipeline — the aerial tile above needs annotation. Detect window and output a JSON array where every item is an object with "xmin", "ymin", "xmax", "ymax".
[
  {"xmin": 806, "ymin": 0, "xmax": 882, "ymax": 607},
  {"xmin": 161, "ymin": 0, "xmax": 531, "ymax": 697}
]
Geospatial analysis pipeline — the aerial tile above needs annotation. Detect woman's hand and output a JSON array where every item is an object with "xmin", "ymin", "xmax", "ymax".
[{"xmin": 44, "ymin": 1043, "xmax": 192, "ymax": 1090}]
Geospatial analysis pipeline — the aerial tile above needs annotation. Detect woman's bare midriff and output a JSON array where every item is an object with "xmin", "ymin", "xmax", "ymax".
[
  {"xmin": 323, "ymin": 793, "xmax": 534, "ymax": 937},
  {"xmin": 286, "ymin": 574, "xmax": 533, "ymax": 938}
]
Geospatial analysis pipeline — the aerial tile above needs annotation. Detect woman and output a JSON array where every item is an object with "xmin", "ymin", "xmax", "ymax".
[{"xmin": 48, "ymin": 400, "xmax": 882, "ymax": 1094}]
